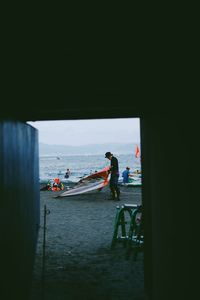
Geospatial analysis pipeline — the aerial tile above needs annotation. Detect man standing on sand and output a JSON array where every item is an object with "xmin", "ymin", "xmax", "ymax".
[{"xmin": 105, "ymin": 152, "xmax": 120, "ymax": 201}]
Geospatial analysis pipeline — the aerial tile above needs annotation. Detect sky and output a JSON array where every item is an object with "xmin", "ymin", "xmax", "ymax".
[{"xmin": 27, "ymin": 118, "xmax": 140, "ymax": 146}]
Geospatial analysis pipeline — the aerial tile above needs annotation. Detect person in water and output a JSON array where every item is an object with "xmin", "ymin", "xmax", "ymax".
[
  {"xmin": 65, "ymin": 168, "xmax": 71, "ymax": 179},
  {"xmin": 105, "ymin": 152, "xmax": 120, "ymax": 201}
]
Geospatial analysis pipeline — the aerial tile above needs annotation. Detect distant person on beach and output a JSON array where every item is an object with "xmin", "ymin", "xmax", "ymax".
[
  {"xmin": 105, "ymin": 152, "xmax": 120, "ymax": 201},
  {"xmin": 122, "ymin": 167, "xmax": 131, "ymax": 184},
  {"xmin": 65, "ymin": 168, "xmax": 71, "ymax": 179}
]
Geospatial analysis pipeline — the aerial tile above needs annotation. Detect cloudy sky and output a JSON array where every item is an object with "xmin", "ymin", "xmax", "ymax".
[{"xmin": 27, "ymin": 118, "xmax": 140, "ymax": 146}]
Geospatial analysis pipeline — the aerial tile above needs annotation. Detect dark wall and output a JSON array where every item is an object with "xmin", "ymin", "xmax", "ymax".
[
  {"xmin": 0, "ymin": 121, "xmax": 40, "ymax": 299},
  {"xmin": 1, "ymin": 20, "xmax": 197, "ymax": 299},
  {"xmin": 141, "ymin": 115, "xmax": 197, "ymax": 300},
  {"xmin": 0, "ymin": 112, "xmax": 197, "ymax": 300}
]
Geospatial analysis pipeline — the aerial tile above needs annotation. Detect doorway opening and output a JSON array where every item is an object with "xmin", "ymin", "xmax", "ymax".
[{"xmin": 28, "ymin": 118, "xmax": 144, "ymax": 300}]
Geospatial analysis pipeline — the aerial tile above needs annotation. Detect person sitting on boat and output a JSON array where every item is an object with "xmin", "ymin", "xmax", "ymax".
[
  {"xmin": 122, "ymin": 167, "xmax": 134, "ymax": 184},
  {"xmin": 122, "ymin": 167, "xmax": 131, "ymax": 184}
]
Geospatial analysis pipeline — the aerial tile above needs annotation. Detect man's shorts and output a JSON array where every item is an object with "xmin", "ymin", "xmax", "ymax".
[{"xmin": 110, "ymin": 175, "xmax": 119, "ymax": 187}]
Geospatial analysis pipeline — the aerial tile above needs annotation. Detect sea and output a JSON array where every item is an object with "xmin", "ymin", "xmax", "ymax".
[{"xmin": 39, "ymin": 153, "xmax": 141, "ymax": 184}]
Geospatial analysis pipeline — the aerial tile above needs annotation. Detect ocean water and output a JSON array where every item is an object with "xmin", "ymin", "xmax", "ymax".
[{"xmin": 39, "ymin": 153, "xmax": 141, "ymax": 183}]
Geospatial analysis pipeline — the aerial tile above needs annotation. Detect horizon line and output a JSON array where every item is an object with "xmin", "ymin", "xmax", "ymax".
[{"xmin": 39, "ymin": 141, "xmax": 140, "ymax": 147}]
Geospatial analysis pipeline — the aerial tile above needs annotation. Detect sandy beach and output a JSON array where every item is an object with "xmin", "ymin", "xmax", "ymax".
[{"xmin": 30, "ymin": 183, "xmax": 144, "ymax": 300}]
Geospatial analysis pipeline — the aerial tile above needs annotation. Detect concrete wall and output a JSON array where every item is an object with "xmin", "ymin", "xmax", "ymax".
[
  {"xmin": 141, "ymin": 115, "xmax": 197, "ymax": 300},
  {"xmin": 0, "ymin": 121, "xmax": 40, "ymax": 299}
]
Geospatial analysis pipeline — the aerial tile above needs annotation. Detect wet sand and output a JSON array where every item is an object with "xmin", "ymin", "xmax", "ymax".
[{"xmin": 30, "ymin": 183, "xmax": 145, "ymax": 300}]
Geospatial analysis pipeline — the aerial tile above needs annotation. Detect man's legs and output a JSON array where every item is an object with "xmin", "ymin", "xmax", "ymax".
[
  {"xmin": 109, "ymin": 177, "xmax": 116, "ymax": 199},
  {"xmin": 110, "ymin": 176, "xmax": 120, "ymax": 200},
  {"xmin": 115, "ymin": 185, "xmax": 120, "ymax": 199},
  {"xmin": 110, "ymin": 186, "xmax": 117, "ymax": 199}
]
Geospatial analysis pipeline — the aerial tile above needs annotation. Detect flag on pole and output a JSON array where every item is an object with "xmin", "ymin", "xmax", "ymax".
[{"xmin": 135, "ymin": 145, "xmax": 140, "ymax": 158}]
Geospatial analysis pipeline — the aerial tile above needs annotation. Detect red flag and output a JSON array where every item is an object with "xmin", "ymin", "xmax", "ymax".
[{"xmin": 135, "ymin": 145, "xmax": 140, "ymax": 158}]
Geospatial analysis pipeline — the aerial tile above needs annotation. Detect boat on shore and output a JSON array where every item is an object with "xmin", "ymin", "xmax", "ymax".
[{"xmin": 56, "ymin": 167, "xmax": 110, "ymax": 197}]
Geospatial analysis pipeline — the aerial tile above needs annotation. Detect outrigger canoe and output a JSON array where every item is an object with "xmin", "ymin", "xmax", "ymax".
[{"xmin": 57, "ymin": 167, "xmax": 110, "ymax": 197}]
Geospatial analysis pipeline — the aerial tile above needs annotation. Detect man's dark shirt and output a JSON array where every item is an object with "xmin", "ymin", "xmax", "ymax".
[{"xmin": 110, "ymin": 156, "xmax": 119, "ymax": 176}]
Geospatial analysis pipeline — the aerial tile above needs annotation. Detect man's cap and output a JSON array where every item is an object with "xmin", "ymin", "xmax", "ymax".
[{"xmin": 105, "ymin": 152, "xmax": 112, "ymax": 158}]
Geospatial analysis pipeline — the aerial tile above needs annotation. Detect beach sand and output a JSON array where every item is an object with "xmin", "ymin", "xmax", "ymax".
[{"xmin": 30, "ymin": 183, "xmax": 145, "ymax": 300}]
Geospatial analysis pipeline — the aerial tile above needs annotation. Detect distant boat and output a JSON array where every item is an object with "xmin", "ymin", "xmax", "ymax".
[
  {"xmin": 57, "ymin": 167, "xmax": 110, "ymax": 197},
  {"xmin": 56, "ymin": 156, "xmax": 61, "ymax": 160},
  {"xmin": 127, "ymin": 175, "xmax": 142, "ymax": 186}
]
